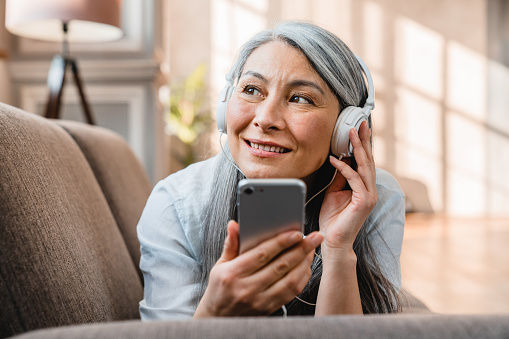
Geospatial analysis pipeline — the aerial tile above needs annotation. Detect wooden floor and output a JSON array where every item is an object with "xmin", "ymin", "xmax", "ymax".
[{"xmin": 400, "ymin": 214, "xmax": 509, "ymax": 314}]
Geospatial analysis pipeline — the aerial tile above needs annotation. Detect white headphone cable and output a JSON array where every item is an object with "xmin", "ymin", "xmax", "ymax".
[
  {"xmin": 219, "ymin": 131, "xmax": 246, "ymax": 177},
  {"xmin": 296, "ymin": 155, "xmax": 342, "ymax": 307},
  {"xmin": 305, "ymin": 156, "xmax": 341, "ymax": 207}
]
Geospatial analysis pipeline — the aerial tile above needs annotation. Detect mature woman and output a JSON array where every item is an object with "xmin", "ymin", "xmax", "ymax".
[{"xmin": 138, "ymin": 21, "xmax": 405, "ymax": 319}]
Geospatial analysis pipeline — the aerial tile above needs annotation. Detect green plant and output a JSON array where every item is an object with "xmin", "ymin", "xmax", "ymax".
[{"xmin": 166, "ymin": 63, "xmax": 212, "ymax": 167}]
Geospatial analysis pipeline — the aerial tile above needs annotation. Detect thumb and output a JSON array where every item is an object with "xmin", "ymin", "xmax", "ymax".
[{"xmin": 217, "ymin": 220, "xmax": 240, "ymax": 264}]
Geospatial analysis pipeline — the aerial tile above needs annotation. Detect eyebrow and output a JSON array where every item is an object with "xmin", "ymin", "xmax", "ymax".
[
  {"xmin": 240, "ymin": 71, "xmax": 325, "ymax": 95},
  {"xmin": 287, "ymin": 80, "xmax": 325, "ymax": 95},
  {"xmin": 241, "ymin": 71, "xmax": 268, "ymax": 82}
]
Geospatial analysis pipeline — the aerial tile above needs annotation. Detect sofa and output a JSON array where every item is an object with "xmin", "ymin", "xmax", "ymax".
[{"xmin": 1, "ymin": 103, "xmax": 508, "ymax": 338}]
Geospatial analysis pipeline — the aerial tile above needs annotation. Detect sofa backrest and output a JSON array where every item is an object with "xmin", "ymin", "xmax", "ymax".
[
  {"xmin": 56, "ymin": 120, "xmax": 152, "ymax": 282},
  {"xmin": 0, "ymin": 104, "xmax": 143, "ymax": 338}
]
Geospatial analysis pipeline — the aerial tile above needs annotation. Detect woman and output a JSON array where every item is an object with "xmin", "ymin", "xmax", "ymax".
[{"xmin": 138, "ymin": 21, "xmax": 405, "ymax": 319}]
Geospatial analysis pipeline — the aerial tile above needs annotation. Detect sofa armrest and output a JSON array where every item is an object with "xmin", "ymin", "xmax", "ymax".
[
  {"xmin": 11, "ymin": 314, "xmax": 509, "ymax": 339},
  {"xmin": 0, "ymin": 104, "xmax": 142, "ymax": 339}
]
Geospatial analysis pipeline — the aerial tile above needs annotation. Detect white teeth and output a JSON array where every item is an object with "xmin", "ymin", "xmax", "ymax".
[{"xmin": 250, "ymin": 142, "xmax": 287, "ymax": 153}]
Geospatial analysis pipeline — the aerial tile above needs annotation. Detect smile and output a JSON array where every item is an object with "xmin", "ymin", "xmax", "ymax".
[{"xmin": 247, "ymin": 141, "xmax": 290, "ymax": 154}]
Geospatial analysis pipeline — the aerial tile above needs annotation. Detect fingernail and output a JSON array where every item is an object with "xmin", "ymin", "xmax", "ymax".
[{"xmin": 308, "ymin": 232, "xmax": 324, "ymax": 247}]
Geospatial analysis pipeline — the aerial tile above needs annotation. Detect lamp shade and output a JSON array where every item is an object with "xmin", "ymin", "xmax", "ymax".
[{"xmin": 5, "ymin": 0, "xmax": 123, "ymax": 43}]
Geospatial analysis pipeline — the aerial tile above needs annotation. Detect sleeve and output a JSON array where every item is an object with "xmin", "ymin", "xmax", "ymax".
[
  {"xmin": 137, "ymin": 180, "xmax": 202, "ymax": 320},
  {"xmin": 366, "ymin": 171, "xmax": 406, "ymax": 292}
]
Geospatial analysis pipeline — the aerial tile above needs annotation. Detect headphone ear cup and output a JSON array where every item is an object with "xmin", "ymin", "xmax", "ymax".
[
  {"xmin": 331, "ymin": 106, "xmax": 368, "ymax": 157},
  {"xmin": 216, "ymin": 84, "xmax": 235, "ymax": 133}
]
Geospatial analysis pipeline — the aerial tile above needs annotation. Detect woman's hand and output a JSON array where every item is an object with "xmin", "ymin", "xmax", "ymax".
[
  {"xmin": 194, "ymin": 221, "xmax": 323, "ymax": 318},
  {"xmin": 314, "ymin": 120, "xmax": 376, "ymax": 316},
  {"xmin": 319, "ymin": 120, "xmax": 377, "ymax": 257}
]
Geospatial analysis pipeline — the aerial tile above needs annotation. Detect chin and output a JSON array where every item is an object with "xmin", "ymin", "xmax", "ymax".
[{"xmin": 242, "ymin": 167, "xmax": 290, "ymax": 179}]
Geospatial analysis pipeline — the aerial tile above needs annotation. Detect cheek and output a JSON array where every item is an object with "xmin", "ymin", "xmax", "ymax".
[
  {"xmin": 295, "ymin": 117, "xmax": 336, "ymax": 152},
  {"xmin": 226, "ymin": 98, "xmax": 251, "ymax": 133}
]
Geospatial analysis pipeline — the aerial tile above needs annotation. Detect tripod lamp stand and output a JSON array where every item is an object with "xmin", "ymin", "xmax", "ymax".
[{"xmin": 5, "ymin": 0, "xmax": 123, "ymax": 125}]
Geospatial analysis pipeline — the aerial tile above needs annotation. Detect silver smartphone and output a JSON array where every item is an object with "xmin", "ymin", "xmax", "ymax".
[{"xmin": 237, "ymin": 178, "xmax": 306, "ymax": 254}]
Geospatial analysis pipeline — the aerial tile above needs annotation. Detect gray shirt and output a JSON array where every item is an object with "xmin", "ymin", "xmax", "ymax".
[{"xmin": 137, "ymin": 155, "xmax": 405, "ymax": 320}]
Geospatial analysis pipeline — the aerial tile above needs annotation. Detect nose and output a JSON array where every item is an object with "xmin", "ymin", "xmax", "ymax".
[{"xmin": 252, "ymin": 97, "xmax": 286, "ymax": 131}]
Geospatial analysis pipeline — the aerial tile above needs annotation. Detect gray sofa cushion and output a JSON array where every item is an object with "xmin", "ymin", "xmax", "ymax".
[{"xmin": 11, "ymin": 314, "xmax": 509, "ymax": 339}]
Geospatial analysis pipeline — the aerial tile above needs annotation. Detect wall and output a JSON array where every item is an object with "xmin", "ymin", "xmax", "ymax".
[
  {"xmin": 3, "ymin": 1, "xmax": 506, "ymax": 216},
  {"xmin": 5, "ymin": 0, "xmax": 166, "ymax": 183},
  {"xmin": 165, "ymin": 0, "xmax": 509, "ymax": 217},
  {"xmin": 487, "ymin": 0, "xmax": 509, "ymax": 218}
]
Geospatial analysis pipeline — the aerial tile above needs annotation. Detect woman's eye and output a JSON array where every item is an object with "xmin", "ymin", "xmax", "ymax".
[
  {"xmin": 290, "ymin": 95, "xmax": 313, "ymax": 104},
  {"xmin": 243, "ymin": 86, "xmax": 261, "ymax": 96}
]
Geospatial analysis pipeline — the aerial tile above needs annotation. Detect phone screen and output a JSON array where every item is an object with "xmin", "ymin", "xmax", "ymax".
[{"xmin": 237, "ymin": 179, "xmax": 306, "ymax": 253}]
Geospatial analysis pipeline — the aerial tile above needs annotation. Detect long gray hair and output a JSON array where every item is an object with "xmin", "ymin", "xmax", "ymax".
[{"xmin": 198, "ymin": 21, "xmax": 399, "ymax": 314}]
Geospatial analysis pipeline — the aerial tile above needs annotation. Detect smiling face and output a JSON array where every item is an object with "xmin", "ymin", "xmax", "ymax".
[{"xmin": 226, "ymin": 40, "xmax": 340, "ymax": 183}]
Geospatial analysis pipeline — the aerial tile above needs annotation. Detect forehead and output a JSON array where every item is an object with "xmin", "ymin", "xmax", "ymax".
[{"xmin": 241, "ymin": 40, "xmax": 322, "ymax": 82}]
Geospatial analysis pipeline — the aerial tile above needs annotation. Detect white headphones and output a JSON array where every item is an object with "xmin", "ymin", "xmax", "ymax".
[
  {"xmin": 216, "ymin": 79, "xmax": 234, "ymax": 134},
  {"xmin": 216, "ymin": 55, "xmax": 374, "ymax": 158}
]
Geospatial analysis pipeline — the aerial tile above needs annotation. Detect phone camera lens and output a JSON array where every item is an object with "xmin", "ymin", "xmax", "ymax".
[{"xmin": 244, "ymin": 187, "xmax": 254, "ymax": 195}]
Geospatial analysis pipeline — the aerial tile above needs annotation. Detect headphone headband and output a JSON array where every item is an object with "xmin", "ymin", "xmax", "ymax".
[
  {"xmin": 330, "ymin": 55, "xmax": 375, "ymax": 157},
  {"xmin": 355, "ymin": 55, "xmax": 375, "ymax": 112}
]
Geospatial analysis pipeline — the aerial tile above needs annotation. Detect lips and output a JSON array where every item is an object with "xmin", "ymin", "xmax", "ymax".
[{"xmin": 247, "ymin": 141, "xmax": 290, "ymax": 154}]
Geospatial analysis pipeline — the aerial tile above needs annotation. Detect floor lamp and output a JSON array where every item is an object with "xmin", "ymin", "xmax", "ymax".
[{"xmin": 5, "ymin": 0, "xmax": 123, "ymax": 125}]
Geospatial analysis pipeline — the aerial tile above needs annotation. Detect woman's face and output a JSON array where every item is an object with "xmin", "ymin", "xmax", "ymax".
[{"xmin": 227, "ymin": 41, "xmax": 340, "ymax": 182}]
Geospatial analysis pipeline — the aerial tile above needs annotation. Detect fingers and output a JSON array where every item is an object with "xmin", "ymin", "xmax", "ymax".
[
  {"xmin": 217, "ymin": 221, "xmax": 240, "ymax": 264},
  {"xmin": 202, "ymin": 225, "xmax": 324, "ymax": 316},
  {"xmin": 259, "ymin": 249, "xmax": 316, "ymax": 312},
  {"xmin": 247, "ymin": 232, "xmax": 323, "ymax": 314},
  {"xmin": 249, "ymin": 232, "xmax": 323, "ymax": 289},
  {"xmin": 350, "ymin": 122, "xmax": 376, "ymax": 189},
  {"xmin": 329, "ymin": 156, "xmax": 366, "ymax": 194},
  {"xmin": 327, "ymin": 159, "xmax": 349, "ymax": 192},
  {"xmin": 233, "ymin": 229, "xmax": 305, "ymax": 276},
  {"xmin": 358, "ymin": 120, "xmax": 373, "ymax": 161},
  {"xmin": 210, "ymin": 230, "xmax": 322, "ymax": 316}
]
